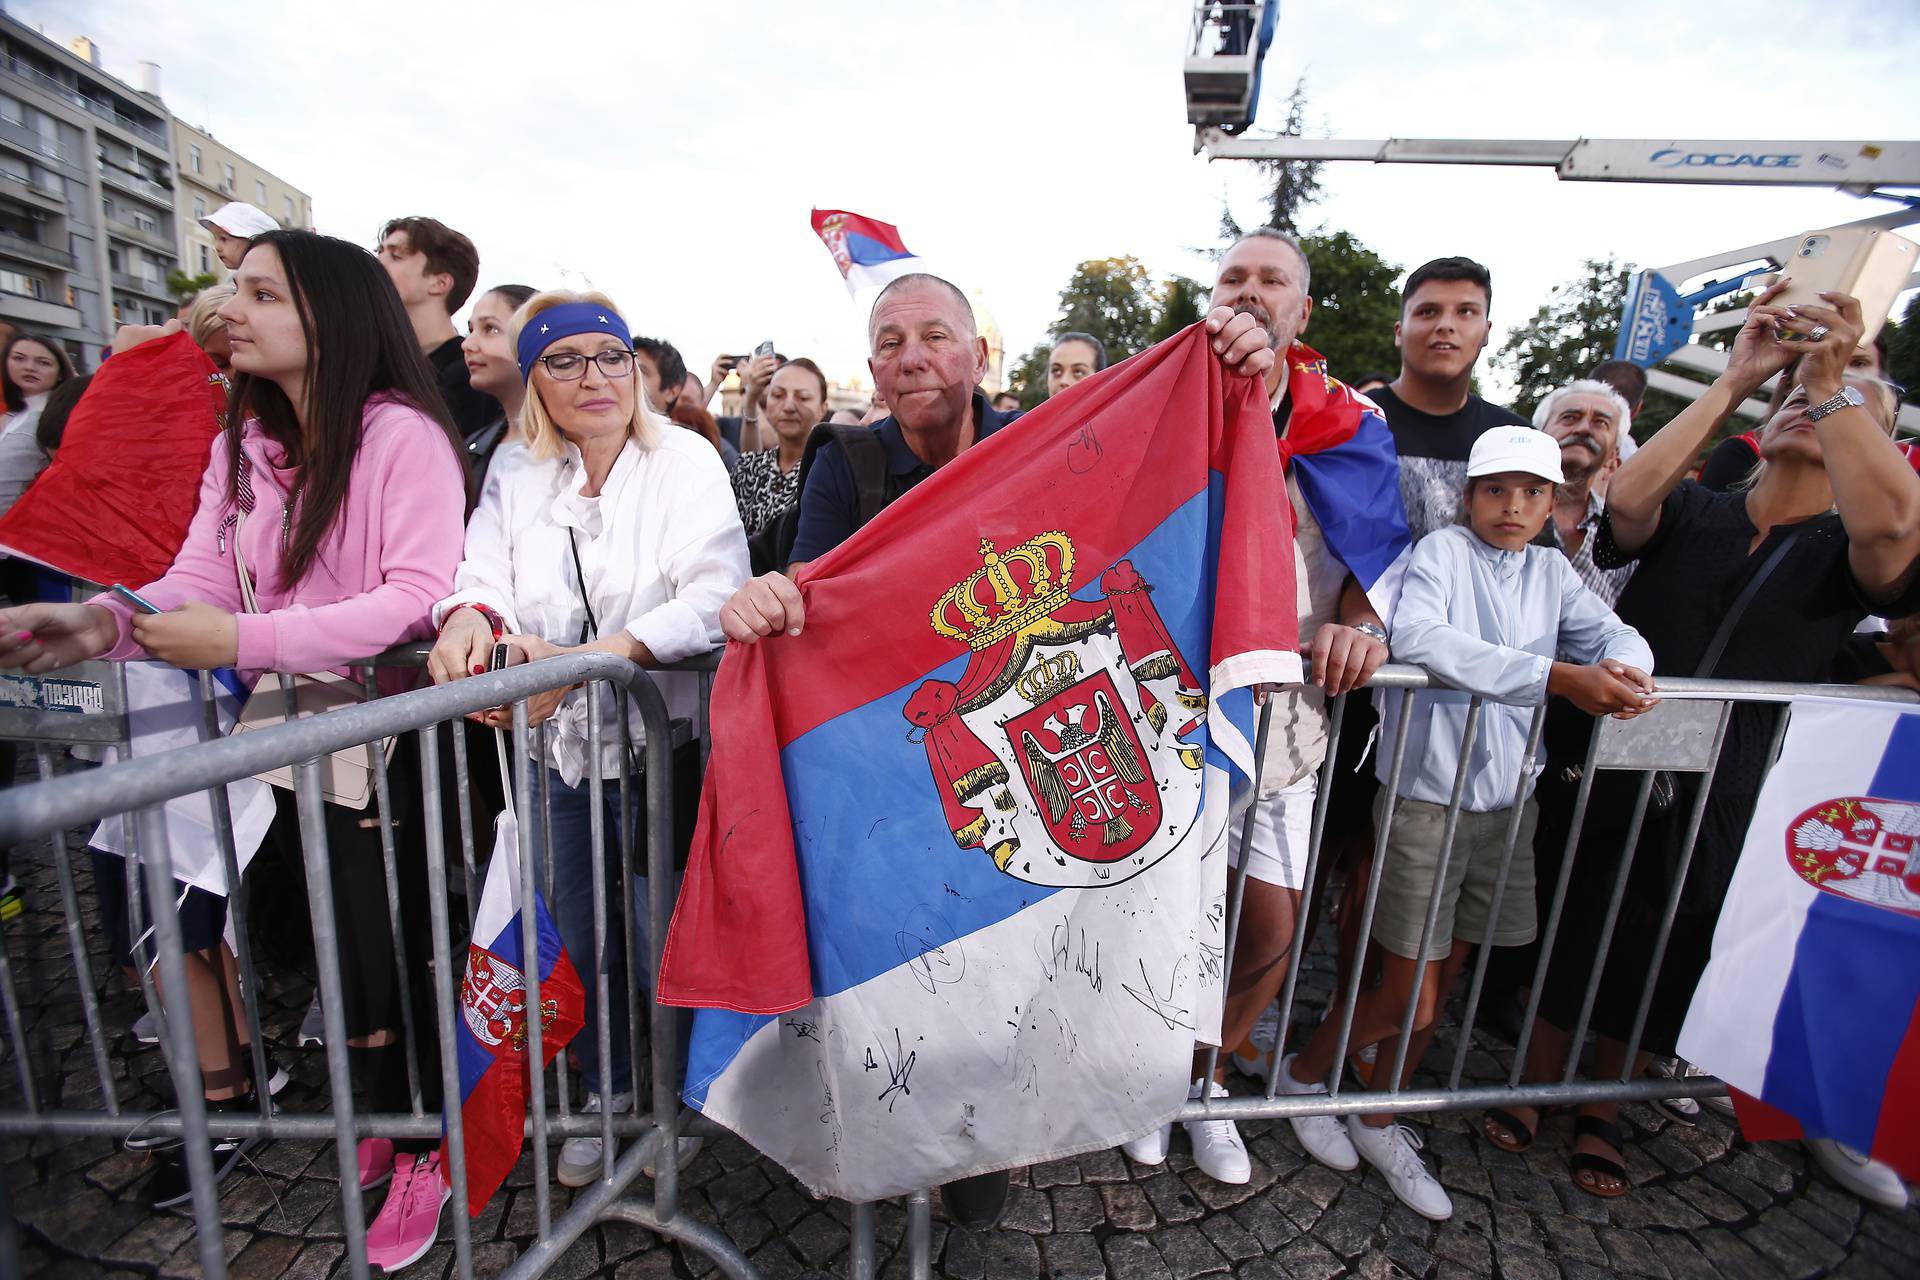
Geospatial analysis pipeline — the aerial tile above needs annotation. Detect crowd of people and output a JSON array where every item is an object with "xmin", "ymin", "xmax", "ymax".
[{"xmin": 0, "ymin": 198, "xmax": 1915, "ymax": 1269}]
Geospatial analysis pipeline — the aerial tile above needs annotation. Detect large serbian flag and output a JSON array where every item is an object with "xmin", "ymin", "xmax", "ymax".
[
  {"xmin": 810, "ymin": 207, "xmax": 920, "ymax": 295},
  {"xmin": 1275, "ymin": 343, "xmax": 1410, "ymax": 618},
  {"xmin": 442, "ymin": 802, "xmax": 584, "ymax": 1216},
  {"xmin": 1678, "ymin": 698, "xmax": 1920, "ymax": 1179},
  {"xmin": 657, "ymin": 323, "xmax": 1299, "ymax": 1201}
]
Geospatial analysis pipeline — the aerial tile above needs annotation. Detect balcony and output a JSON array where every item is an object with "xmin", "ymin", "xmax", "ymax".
[
  {"xmin": 103, "ymin": 216, "xmax": 173, "ymax": 254},
  {"xmin": 0, "ymin": 229, "xmax": 72, "ymax": 271},
  {"xmin": 99, "ymin": 164, "xmax": 172, "ymax": 208},
  {"xmin": 0, "ymin": 172, "xmax": 63, "ymax": 211},
  {"xmin": 0, "ymin": 293, "xmax": 80, "ymax": 331},
  {"xmin": 111, "ymin": 269, "xmax": 175, "ymax": 303},
  {"xmin": 0, "ymin": 117, "xmax": 76, "ymax": 172}
]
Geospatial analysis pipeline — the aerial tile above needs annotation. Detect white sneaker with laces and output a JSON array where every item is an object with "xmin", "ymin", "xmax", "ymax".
[
  {"xmin": 297, "ymin": 994, "xmax": 324, "ymax": 1048},
  {"xmin": 1120, "ymin": 1122, "xmax": 1172, "ymax": 1166},
  {"xmin": 557, "ymin": 1091, "xmax": 631, "ymax": 1188},
  {"xmin": 1806, "ymin": 1138, "xmax": 1910, "ymax": 1210},
  {"xmin": 1274, "ymin": 1053, "xmax": 1359, "ymax": 1172},
  {"xmin": 1347, "ymin": 1116, "xmax": 1452, "ymax": 1221},
  {"xmin": 1184, "ymin": 1077, "xmax": 1251, "ymax": 1184}
]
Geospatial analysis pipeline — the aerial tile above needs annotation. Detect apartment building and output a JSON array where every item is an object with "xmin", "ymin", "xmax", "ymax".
[
  {"xmin": 0, "ymin": 16, "xmax": 179, "ymax": 367},
  {"xmin": 173, "ymin": 119, "xmax": 311, "ymax": 280}
]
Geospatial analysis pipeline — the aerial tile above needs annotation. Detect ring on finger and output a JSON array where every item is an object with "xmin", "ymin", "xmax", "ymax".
[{"xmin": 1807, "ymin": 324, "xmax": 1830, "ymax": 342}]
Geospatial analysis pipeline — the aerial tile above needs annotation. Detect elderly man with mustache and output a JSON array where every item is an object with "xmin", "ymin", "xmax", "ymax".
[{"xmin": 1534, "ymin": 378, "xmax": 1637, "ymax": 608}]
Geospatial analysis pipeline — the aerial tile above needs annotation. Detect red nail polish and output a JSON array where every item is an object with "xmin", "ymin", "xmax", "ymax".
[
  {"xmin": 15, "ymin": 630, "xmax": 30, "ymax": 640},
  {"xmin": 472, "ymin": 664, "xmax": 485, "ymax": 675}
]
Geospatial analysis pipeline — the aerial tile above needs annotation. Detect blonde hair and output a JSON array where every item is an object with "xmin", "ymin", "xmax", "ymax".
[
  {"xmin": 510, "ymin": 288, "xmax": 663, "ymax": 461},
  {"xmin": 185, "ymin": 283, "xmax": 236, "ymax": 348}
]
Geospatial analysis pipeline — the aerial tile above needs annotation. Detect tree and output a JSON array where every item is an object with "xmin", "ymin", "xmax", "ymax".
[
  {"xmin": 1007, "ymin": 341, "xmax": 1051, "ymax": 410},
  {"xmin": 1295, "ymin": 231, "xmax": 1400, "ymax": 381},
  {"xmin": 1887, "ymin": 297, "xmax": 1920, "ymax": 408},
  {"xmin": 1249, "ymin": 78, "xmax": 1324, "ymax": 235},
  {"xmin": 1146, "ymin": 276, "xmax": 1206, "ymax": 346},
  {"xmin": 1052, "ymin": 256, "xmax": 1160, "ymax": 358},
  {"xmin": 166, "ymin": 269, "xmax": 219, "ymax": 303},
  {"xmin": 1495, "ymin": 257, "xmax": 1632, "ymax": 418}
]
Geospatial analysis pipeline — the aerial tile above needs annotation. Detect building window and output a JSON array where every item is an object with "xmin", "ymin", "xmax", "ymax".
[
  {"xmin": 130, "ymin": 211, "xmax": 156, "ymax": 233},
  {"xmin": 0, "ymin": 95, "xmax": 24, "ymax": 127},
  {"xmin": 199, "ymin": 243, "xmax": 211, "ymax": 273},
  {"xmin": 193, "ymin": 195, "xmax": 205, "ymax": 220},
  {"xmin": 189, "ymin": 143, "xmax": 202, "ymax": 174},
  {"xmin": 0, "ymin": 270, "xmax": 45, "ymax": 299},
  {"xmin": 254, "ymin": 178, "xmax": 266, "ymax": 204},
  {"xmin": 221, "ymin": 161, "xmax": 235, "ymax": 194},
  {"xmin": 283, "ymin": 193, "xmax": 295, "ymax": 223}
]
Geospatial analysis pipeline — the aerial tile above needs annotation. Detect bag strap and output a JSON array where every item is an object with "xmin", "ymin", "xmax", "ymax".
[
  {"xmin": 1694, "ymin": 523, "xmax": 1805, "ymax": 677},
  {"xmin": 494, "ymin": 727, "xmax": 515, "ymax": 821},
  {"xmin": 566, "ymin": 527, "xmax": 599, "ymax": 645},
  {"xmin": 232, "ymin": 505, "xmax": 260, "ymax": 616}
]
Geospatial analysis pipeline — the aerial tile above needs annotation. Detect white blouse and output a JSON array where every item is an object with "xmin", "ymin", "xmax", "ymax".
[{"xmin": 436, "ymin": 429, "xmax": 749, "ymax": 783}]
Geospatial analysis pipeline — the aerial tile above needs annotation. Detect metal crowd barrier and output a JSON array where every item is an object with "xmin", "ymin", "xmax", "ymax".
[{"xmin": 0, "ymin": 657, "xmax": 1914, "ymax": 1279}]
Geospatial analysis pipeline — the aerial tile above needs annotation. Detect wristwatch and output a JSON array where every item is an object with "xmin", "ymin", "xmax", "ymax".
[
  {"xmin": 1351, "ymin": 622, "xmax": 1389, "ymax": 645},
  {"xmin": 1805, "ymin": 386, "xmax": 1865, "ymax": 422}
]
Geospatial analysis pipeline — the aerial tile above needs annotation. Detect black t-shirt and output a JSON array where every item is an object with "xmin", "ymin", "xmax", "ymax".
[
  {"xmin": 1697, "ymin": 433, "xmax": 1761, "ymax": 492},
  {"xmin": 1366, "ymin": 384, "xmax": 1529, "ymax": 544},
  {"xmin": 427, "ymin": 337, "xmax": 499, "ymax": 439},
  {"xmin": 1594, "ymin": 481, "xmax": 1920, "ymax": 910}
]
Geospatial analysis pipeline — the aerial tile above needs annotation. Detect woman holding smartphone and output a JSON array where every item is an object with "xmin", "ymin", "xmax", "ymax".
[
  {"xmin": 428, "ymin": 288, "xmax": 748, "ymax": 1190},
  {"xmin": 0, "ymin": 231, "xmax": 469, "ymax": 1268}
]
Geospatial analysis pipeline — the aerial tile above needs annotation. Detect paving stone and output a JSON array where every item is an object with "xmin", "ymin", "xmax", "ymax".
[
  {"xmin": 747, "ymin": 1240, "xmax": 809, "ymax": 1280},
  {"xmin": 1658, "ymin": 1239, "xmax": 1724, "ymax": 1280},
  {"xmin": 1288, "ymin": 1164, "xmax": 1349, "ymax": 1211},
  {"xmin": 1000, "ymin": 1184, "xmax": 1054, "ymax": 1234},
  {"xmin": 1041, "ymin": 1231, "xmax": 1108, "ymax": 1280},
  {"xmin": 1784, "ymin": 1192, "xmax": 1857, "ymax": 1245},
  {"xmin": 1153, "ymin": 1223, "xmax": 1229, "ymax": 1278},
  {"xmin": 983, "ymin": 1231, "xmax": 1043, "ymax": 1280},
  {"xmin": 1232, "ymin": 1261, "xmax": 1285, "ymax": 1280},
  {"xmin": 1643, "ymin": 1130, "xmax": 1705, "ymax": 1175},
  {"xmin": 1381, "ymin": 1231, "xmax": 1432, "ymax": 1278},
  {"xmin": 1609, "ymin": 1185, "xmax": 1709, "ymax": 1231},
  {"xmin": 1104, "ymin": 1181, "xmax": 1158, "ymax": 1232},
  {"xmin": 1080, "ymin": 1147, "xmax": 1134, "ymax": 1183},
  {"xmin": 228, "ymin": 1232, "xmax": 303, "ymax": 1279},
  {"xmin": 1104, "ymin": 1232, "xmax": 1174, "ymax": 1280},
  {"xmin": 1542, "ymin": 1216, "xmax": 1606, "ymax": 1265},
  {"xmin": 1551, "ymin": 1179, "xmax": 1614, "ymax": 1225},
  {"xmin": 83, "ymin": 1148, "xmax": 152, "ymax": 1195},
  {"xmin": 1436, "ymin": 1158, "xmax": 1492, "ymax": 1199},
  {"xmin": 704, "ymin": 1164, "xmax": 771, "ymax": 1218},
  {"xmin": 943, "ymin": 1228, "xmax": 988, "ymax": 1280},
  {"xmin": 1231, "ymin": 1197, "xmax": 1301, "ymax": 1252},
  {"xmin": 1052, "ymin": 1184, "xmax": 1106, "ymax": 1232},
  {"xmin": 1491, "ymin": 1202, "xmax": 1543, "ymax": 1253},
  {"xmin": 1831, "ymin": 1253, "xmax": 1903, "ymax": 1280},
  {"xmin": 1431, "ymin": 1223, "xmax": 1491, "ymax": 1272},
  {"xmin": 1311, "ymin": 1184, "xmax": 1383, "ymax": 1259},
  {"xmin": 1691, "ymin": 1227, "xmax": 1789, "ymax": 1280},
  {"xmin": 716, "ymin": 1208, "xmax": 774, "ymax": 1257},
  {"xmin": 762, "ymin": 1184, "xmax": 813, "ymax": 1230},
  {"xmin": 1272, "ymin": 1237, "xmax": 1344, "ymax": 1280},
  {"xmin": 787, "ymin": 1212, "xmax": 845, "ymax": 1268},
  {"xmin": 1727, "ymin": 1147, "xmax": 1798, "ymax": 1195},
  {"xmin": 1743, "ymin": 1204, "xmax": 1847, "ymax": 1279},
  {"xmin": 1200, "ymin": 1211, "xmax": 1263, "ymax": 1263},
  {"xmin": 1141, "ymin": 1170, "xmax": 1207, "ymax": 1224},
  {"xmin": 283, "ymin": 1242, "xmax": 345, "ymax": 1280},
  {"xmin": 99, "ymin": 1211, "xmax": 198, "ymax": 1269},
  {"xmin": 1670, "ymin": 1173, "xmax": 1752, "ymax": 1223},
  {"xmin": 1266, "ymin": 1183, "xmax": 1326, "ymax": 1231},
  {"xmin": 1597, "ymin": 1226, "xmax": 1671, "ymax": 1278},
  {"xmin": 1033, "ymin": 1156, "xmax": 1085, "ymax": 1188},
  {"xmin": 1186, "ymin": 1164, "xmax": 1264, "ymax": 1211},
  {"xmin": 613, "ymin": 1250, "xmax": 677, "ymax": 1280},
  {"xmin": 1496, "ymin": 1243, "xmax": 1558, "ymax": 1280},
  {"xmin": 1489, "ymin": 1163, "xmax": 1560, "ymax": 1215}
]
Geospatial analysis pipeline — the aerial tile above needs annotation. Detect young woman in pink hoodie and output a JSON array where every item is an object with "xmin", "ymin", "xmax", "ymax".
[{"xmin": 0, "ymin": 231, "xmax": 468, "ymax": 1249}]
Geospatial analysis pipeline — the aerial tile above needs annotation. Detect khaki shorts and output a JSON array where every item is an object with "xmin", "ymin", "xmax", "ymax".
[{"xmin": 1369, "ymin": 793, "xmax": 1538, "ymax": 962}]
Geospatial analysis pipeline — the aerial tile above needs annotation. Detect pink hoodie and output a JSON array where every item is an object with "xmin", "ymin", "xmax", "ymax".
[{"xmin": 93, "ymin": 395, "xmax": 467, "ymax": 677}]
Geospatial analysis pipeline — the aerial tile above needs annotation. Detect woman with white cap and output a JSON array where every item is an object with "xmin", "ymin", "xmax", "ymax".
[{"xmin": 428, "ymin": 288, "xmax": 748, "ymax": 1190}]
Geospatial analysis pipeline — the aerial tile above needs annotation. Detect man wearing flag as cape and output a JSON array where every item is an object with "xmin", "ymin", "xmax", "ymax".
[{"xmin": 659, "ymin": 269, "xmax": 1298, "ymax": 1216}]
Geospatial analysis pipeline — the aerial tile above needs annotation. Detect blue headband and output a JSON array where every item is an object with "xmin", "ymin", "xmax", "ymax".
[{"xmin": 517, "ymin": 302, "xmax": 634, "ymax": 380}]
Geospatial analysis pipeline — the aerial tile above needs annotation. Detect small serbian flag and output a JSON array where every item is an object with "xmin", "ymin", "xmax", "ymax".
[
  {"xmin": 810, "ymin": 207, "xmax": 920, "ymax": 295},
  {"xmin": 1678, "ymin": 698, "xmax": 1920, "ymax": 1180},
  {"xmin": 442, "ymin": 804, "xmax": 584, "ymax": 1215},
  {"xmin": 1274, "ymin": 342, "xmax": 1410, "ymax": 620}
]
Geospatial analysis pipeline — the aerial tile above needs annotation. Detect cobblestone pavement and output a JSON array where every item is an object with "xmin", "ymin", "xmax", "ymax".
[{"xmin": 5, "ymin": 821, "xmax": 1918, "ymax": 1279}]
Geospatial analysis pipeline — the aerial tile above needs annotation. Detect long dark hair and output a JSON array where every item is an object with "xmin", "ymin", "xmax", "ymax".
[
  {"xmin": 226, "ymin": 230, "xmax": 464, "ymax": 586},
  {"xmin": 1, "ymin": 334, "xmax": 75, "ymax": 413}
]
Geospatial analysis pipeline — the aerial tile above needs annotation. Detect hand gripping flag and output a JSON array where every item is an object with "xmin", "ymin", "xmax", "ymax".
[
  {"xmin": 1273, "ymin": 342, "xmax": 1410, "ymax": 619},
  {"xmin": 1678, "ymin": 698, "xmax": 1920, "ymax": 1179},
  {"xmin": 810, "ymin": 208, "xmax": 921, "ymax": 296},
  {"xmin": 658, "ymin": 324, "xmax": 1300, "ymax": 1201},
  {"xmin": 0, "ymin": 330, "xmax": 226, "ymax": 587},
  {"xmin": 443, "ymin": 784, "xmax": 585, "ymax": 1216}
]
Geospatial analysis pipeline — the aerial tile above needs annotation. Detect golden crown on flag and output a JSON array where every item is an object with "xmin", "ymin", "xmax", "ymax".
[{"xmin": 931, "ymin": 533, "xmax": 1076, "ymax": 650}]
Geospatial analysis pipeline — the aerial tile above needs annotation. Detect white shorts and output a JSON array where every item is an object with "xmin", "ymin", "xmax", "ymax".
[{"xmin": 1230, "ymin": 772, "xmax": 1316, "ymax": 890}]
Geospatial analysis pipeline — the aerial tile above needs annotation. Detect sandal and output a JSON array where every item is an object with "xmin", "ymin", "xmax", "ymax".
[
  {"xmin": 1570, "ymin": 1112, "xmax": 1630, "ymax": 1198},
  {"xmin": 1481, "ymin": 1105, "xmax": 1538, "ymax": 1153}
]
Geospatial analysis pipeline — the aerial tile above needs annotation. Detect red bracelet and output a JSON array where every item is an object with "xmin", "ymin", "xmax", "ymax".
[{"xmin": 443, "ymin": 603, "xmax": 504, "ymax": 639}]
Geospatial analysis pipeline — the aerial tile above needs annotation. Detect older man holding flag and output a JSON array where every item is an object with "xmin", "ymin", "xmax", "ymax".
[{"xmin": 660, "ymin": 273, "xmax": 1288, "ymax": 1221}]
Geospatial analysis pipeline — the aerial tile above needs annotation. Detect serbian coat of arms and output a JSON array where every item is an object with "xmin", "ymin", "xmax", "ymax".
[
  {"xmin": 460, "ymin": 947, "xmax": 560, "ymax": 1053},
  {"xmin": 1787, "ymin": 795, "xmax": 1920, "ymax": 918},
  {"xmin": 903, "ymin": 532, "xmax": 1208, "ymax": 889}
]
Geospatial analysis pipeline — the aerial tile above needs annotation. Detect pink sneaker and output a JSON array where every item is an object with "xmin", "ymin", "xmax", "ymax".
[
  {"xmin": 358, "ymin": 1137, "xmax": 395, "ymax": 1190},
  {"xmin": 365, "ymin": 1151, "xmax": 449, "ymax": 1273}
]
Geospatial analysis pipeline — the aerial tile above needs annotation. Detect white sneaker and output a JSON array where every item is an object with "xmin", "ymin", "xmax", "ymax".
[
  {"xmin": 557, "ymin": 1091, "xmax": 631, "ymax": 1188},
  {"xmin": 132, "ymin": 1010, "xmax": 159, "ymax": 1045},
  {"xmin": 1184, "ymin": 1077, "xmax": 1250, "ymax": 1184},
  {"xmin": 1347, "ymin": 1117, "xmax": 1452, "ymax": 1221},
  {"xmin": 1121, "ymin": 1122, "xmax": 1172, "ymax": 1166},
  {"xmin": 297, "ymin": 994, "xmax": 324, "ymax": 1048},
  {"xmin": 1274, "ymin": 1053, "xmax": 1359, "ymax": 1172},
  {"xmin": 1806, "ymin": 1138, "xmax": 1910, "ymax": 1211},
  {"xmin": 1648, "ymin": 1058, "xmax": 1701, "ymax": 1126},
  {"xmin": 1231, "ymin": 1002, "xmax": 1281, "ymax": 1083}
]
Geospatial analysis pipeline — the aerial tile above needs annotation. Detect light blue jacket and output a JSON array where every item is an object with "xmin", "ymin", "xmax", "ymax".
[{"xmin": 1378, "ymin": 524, "xmax": 1655, "ymax": 811}]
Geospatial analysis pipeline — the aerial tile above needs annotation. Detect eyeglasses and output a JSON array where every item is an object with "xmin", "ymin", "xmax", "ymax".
[{"xmin": 535, "ymin": 349, "xmax": 637, "ymax": 381}]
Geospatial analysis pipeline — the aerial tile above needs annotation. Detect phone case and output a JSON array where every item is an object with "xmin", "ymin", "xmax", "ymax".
[{"xmin": 1764, "ymin": 227, "xmax": 1918, "ymax": 345}]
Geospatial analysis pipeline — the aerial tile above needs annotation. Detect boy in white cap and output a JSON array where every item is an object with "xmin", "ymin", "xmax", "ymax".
[
  {"xmin": 199, "ymin": 201, "xmax": 278, "ymax": 270},
  {"xmin": 1271, "ymin": 425, "xmax": 1657, "ymax": 1222}
]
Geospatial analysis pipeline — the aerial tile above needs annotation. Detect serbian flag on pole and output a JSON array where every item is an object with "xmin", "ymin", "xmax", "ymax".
[
  {"xmin": 1678, "ymin": 698, "xmax": 1920, "ymax": 1179},
  {"xmin": 657, "ymin": 323, "xmax": 1299, "ymax": 1201},
  {"xmin": 442, "ymin": 804, "xmax": 585, "ymax": 1216},
  {"xmin": 810, "ymin": 207, "xmax": 920, "ymax": 295},
  {"xmin": 1274, "ymin": 342, "xmax": 1410, "ymax": 619}
]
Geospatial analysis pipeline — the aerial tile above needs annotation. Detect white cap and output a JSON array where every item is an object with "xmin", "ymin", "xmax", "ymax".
[
  {"xmin": 199, "ymin": 200, "xmax": 277, "ymax": 238},
  {"xmin": 1467, "ymin": 426, "xmax": 1564, "ymax": 484}
]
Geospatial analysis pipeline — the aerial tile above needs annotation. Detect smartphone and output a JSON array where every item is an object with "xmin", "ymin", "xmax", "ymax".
[
  {"xmin": 752, "ymin": 339, "xmax": 776, "ymax": 361},
  {"xmin": 109, "ymin": 583, "xmax": 162, "ymax": 614},
  {"xmin": 1754, "ymin": 227, "xmax": 1919, "ymax": 345},
  {"xmin": 488, "ymin": 641, "xmax": 514, "ymax": 673}
]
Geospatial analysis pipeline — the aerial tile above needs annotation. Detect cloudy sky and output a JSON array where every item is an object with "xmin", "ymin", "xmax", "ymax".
[{"xmin": 23, "ymin": 0, "xmax": 1919, "ymax": 398}]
